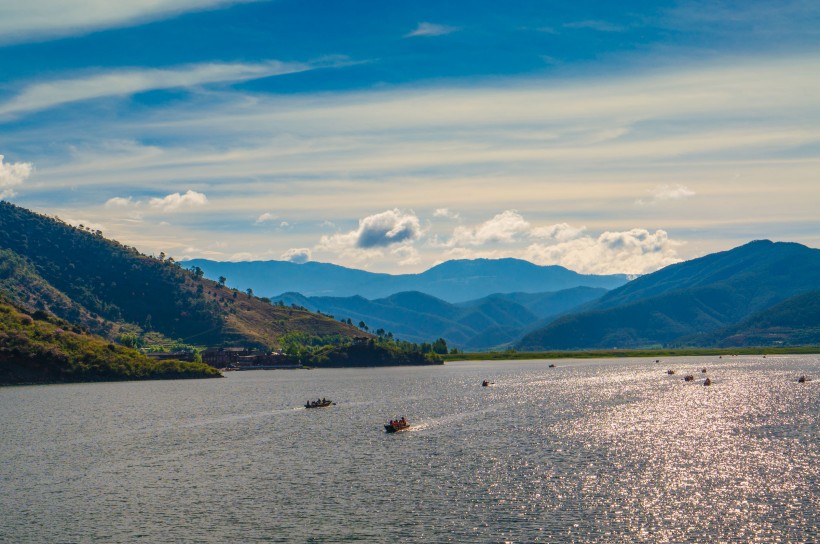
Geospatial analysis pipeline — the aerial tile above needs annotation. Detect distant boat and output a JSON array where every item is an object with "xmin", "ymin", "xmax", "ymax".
[
  {"xmin": 385, "ymin": 418, "xmax": 410, "ymax": 433},
  {"xmin": 305, "ymin": 399, "xmax": 334, "ymax": 409},
  {"xmin": 548, "ymin": 364, "xmax": 556, "ymax": 368},
  {"xmin": 667, "ymin": 369, "xmax": 675, "ymax": 375},
  {"xmin": 481, "ymin": 380, "xmax": 494, "ymax": 386},
  {"xmin": 703, "ymin": 378, "xmax": 712, "ymax": 386}
]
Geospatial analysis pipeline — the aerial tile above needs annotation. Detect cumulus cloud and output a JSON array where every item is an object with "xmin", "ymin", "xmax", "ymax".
[
  {"xmin": 530, "ymin": 222, "xmax": 586, "ymax": 242},
  {"xmin": 433, "ymin": 208, "xmax": 460, "ymax": 219},
  {"xmin": 319, "ymin": 209, "xmax": 422, "ymax": 255},
  {"xmin": 637, "ymin": 184, "xmax": 696, "ymax": 205},
  {"xmin": 447, "ymin": 210, "xmax": 531, "ymax": 246},
  {"xmin": 255, "ymin": 212, "xmax": 276, "ymax": 224},
  {"xmin": 104, "ymin": 196, "xmax": 137, "ymax": 208},
  {"xmin": 148, "ymin": 190, "xmax": 208, "ymax": 212},
  {"xmin": 406, "ymin": 22, "xmax": 459, "ymax": 37},
  {"xmin": 281, "ymin": 247, "xmax": 311, "ymax": 264},
  {"xmin": 0, "ymin": 155, "xmax": 33, "ymax": 198},
  {"xmin": 525, "ymin": 228, "xmax": 681, "ymax": 275}
]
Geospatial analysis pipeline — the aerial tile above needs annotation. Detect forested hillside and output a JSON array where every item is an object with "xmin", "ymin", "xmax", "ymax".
[
  {"xmin": 518, "ymin": 240, "xmax": 820, "ymax": 350},
  {"xmin": 0, "ymin": 201, "xmax": 362, "ymax": 349},
  {"xmin": 0, "ymin": 295, "xmax": 221, "ymax": 384}
]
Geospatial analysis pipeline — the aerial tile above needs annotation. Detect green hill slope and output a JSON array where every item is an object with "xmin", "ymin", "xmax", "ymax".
[
  {"xmin": 0, "ymin": 296, "xmax": 221, "ymax": 385},
  {"xmin": 0, "ymin": 201, "xmax": 362, "ymax": 349},
  {"xmin": 518, "ymin": 240, "xmax": 820, "ymax": 350},
  {"xmin": 692, "ymin": 290, "xmax": 820, "ymax": 347}
]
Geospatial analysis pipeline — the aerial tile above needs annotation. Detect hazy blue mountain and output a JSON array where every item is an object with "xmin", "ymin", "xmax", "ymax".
[
  {"xmin": 276, "ymin": 287, "xmax": 606, "ymax": 349},
  {"xmin": 518, "ymin": 240, "xmax": 820, "ymax": 350},
  {"xmin": 183, "ymin": 257, "xmax": 628, "ymax": 303},
  {"xmin": 457, "ymin": 287, "xmax": 609, "ymax": 319}
]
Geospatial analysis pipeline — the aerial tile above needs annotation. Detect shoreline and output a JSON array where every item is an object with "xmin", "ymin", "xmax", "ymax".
[{"xmin": 442, "ymin": 346, "xmax": 820, "ymax": 362}]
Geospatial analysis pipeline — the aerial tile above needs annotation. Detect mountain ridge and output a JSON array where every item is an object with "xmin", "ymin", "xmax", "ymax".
[
  {"xmin": 518, "ymin": 240, "xmax": 820, "ymax": 350},
  {"xmin": 183, "ymin": 257, "xmax": 629, "ymax": 302}
]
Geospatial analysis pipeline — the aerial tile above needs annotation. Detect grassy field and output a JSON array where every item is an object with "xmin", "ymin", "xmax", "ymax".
[{"xmin": 442, "ymin": 346, "xmax": 820, "ymax": 362}]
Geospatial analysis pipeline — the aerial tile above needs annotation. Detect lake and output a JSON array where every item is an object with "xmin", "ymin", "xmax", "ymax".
[{"xmin": 1, "ymin": 355, "xmax": 817, "ymax": 543}]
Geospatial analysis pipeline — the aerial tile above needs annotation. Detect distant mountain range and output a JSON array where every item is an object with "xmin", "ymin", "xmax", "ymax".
[
  {"xmin": 3, "ymin": 200, "xmax": 817, "ymax": 355},
  {"xmin": 182, "ymin": 258, "xmax": 630, "ymax": 303},
  {"xmin": 518, "ymin": 240, "xmax": 820, "ymax": 350},
  {"xmin": 276, "ymin": 287, "xmax": 608, "ymax": 350}
]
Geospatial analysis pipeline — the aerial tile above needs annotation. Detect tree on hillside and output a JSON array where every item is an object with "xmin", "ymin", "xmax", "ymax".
[
  {"xmin": 246, "ymin": 288, "xmax": 254, "ymax": 298},
  {"xmin": 218, "ymin": 276, "xmax": 227, "ymax": 287},
  {"xmin": 432, "ymin": 338, "xmax": 448, "ymax": 355}
]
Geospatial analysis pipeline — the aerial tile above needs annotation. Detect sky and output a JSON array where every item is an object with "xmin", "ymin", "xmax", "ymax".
[{"xmin": 1, "ymin": 0, "xmax": 819, "ymax": 275}]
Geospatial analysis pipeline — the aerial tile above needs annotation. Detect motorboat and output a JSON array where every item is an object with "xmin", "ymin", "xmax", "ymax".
[{"xmin": 385, "ymin": 419, "xmax": 410, "ymax": 433}]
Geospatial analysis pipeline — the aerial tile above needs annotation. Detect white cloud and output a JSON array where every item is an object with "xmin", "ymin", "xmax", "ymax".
[
  {"xmin": 149, "ymin": 190, "xmax": 208, "ymax": 212},
  {"xmin": 0, "ymin": 155, "xmax": 33, "ymax": 198},
  {"xmin": 447, "ymin": 210, "xmax": 531, "ymax": 246},
  {"xmin": 255, "ymin": 212, "xmax": 276, "ymax": 224},
  {"xmin": 0, "ymin": 0, "xmax": 259, "ymax": 44},
  {"xmin": 104, "ymin": 196, "xmax": 137, "ymax": 208},
  {"xmin": 530, "ymin": 222, "xmax": 586, "ymax": 242},
  {"xmin": 281, "ymin": 247, "xmax": 311, "ymax": 264},
  {"xmin": 525, "ymin": 228, "xmax": 682, "ymax": 275},
  {"xmin": 405, "ymin": 22, "xmax": 459, "ymax": 37},
  {"xmin": 433, "ymin": 208, "xmax": 460, "ymax": 219},
  {"xmin": 319, "ymin": 209, "xmax": 422, "ymax": 252},
  {"xmin": 0, "ymin": 61, "xmax": 312, "ymax": 117},
  {"xmin": 637, "ymin": 184, "xmax": 696, "ymax": 205}
]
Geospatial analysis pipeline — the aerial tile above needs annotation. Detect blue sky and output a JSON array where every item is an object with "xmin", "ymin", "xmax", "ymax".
[{"xmin": 1, "ymin": 0, "xmax": 819, "ymax": 273}]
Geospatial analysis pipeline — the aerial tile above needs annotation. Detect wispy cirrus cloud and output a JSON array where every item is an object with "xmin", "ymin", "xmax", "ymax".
[
  {"xmin": 405, "ymin": 22, "xmax": 459, "ymax": 37},
  {"xmin": 564, "ymin": 20, "xmax": 626, "ymax": 32},
  {"xmin": 0, "ymin": 60, "xmax": 313, "ymax": 118},
  {"xmin": 0, "ymin": 155, "xmax": 33, "ymax": 199},
  {"xmin": 0, "ymin": 0, "xmax": 260, "ymax": 44}
]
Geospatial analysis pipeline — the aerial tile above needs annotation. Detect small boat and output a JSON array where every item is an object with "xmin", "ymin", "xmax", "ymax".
[
  {"xmin": 481, "ymin": 380, "xmax": 495, "ymax": 386},
  {"xmin": 385, "ymin": 418, "xmax": 410, "ymax": 433},
  {"xmin": 667, "ymin": 369, "xmax": 675, "ymax": 375},
  {"xmin": 684, "ymin": 374, "xmax": 694, "ymax": 382},
  {"xmin": 305, "ymin": 399, "xmax": 334, "ymax": 409},
  {"xmin": 701, "ymin": 368, "xmax": 707, "ymax": 373},
  {"xmin": 797, "ymin": 375, "xmax": 810, "ymax": 383},
  {"xmin": 703, "ymin": 378, "xmax": 712, "ymax": 386},
  {"xmin": 548, "ymin": 364, "xmax": 556, "ymax": 368}
]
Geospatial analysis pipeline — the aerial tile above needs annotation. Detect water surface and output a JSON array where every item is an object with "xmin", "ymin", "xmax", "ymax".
[{"xmin": 1, "ymin": 355, "xmax": 817, "ymax": 542}]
